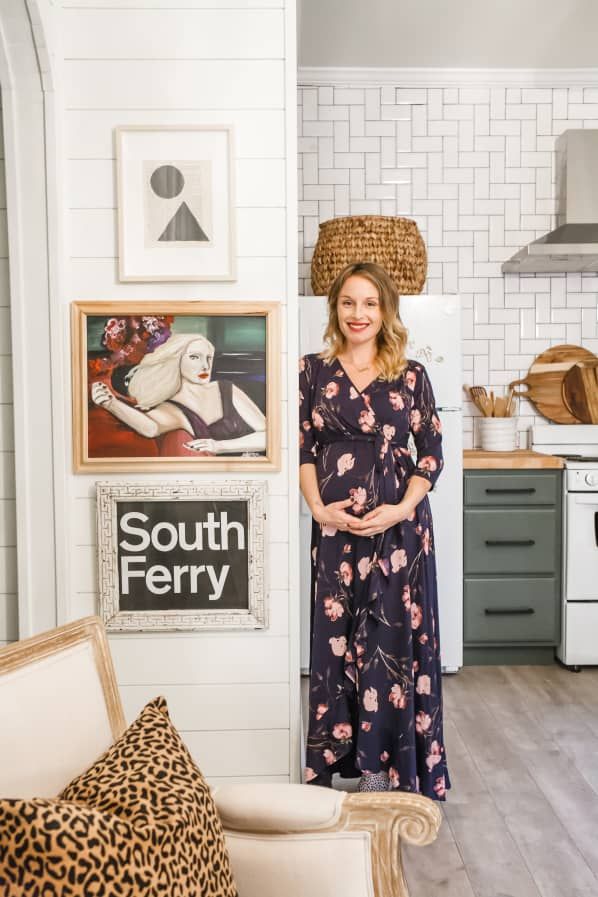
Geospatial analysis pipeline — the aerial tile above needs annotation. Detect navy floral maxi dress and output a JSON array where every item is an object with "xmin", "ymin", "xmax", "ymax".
[{"xmin": 299, "ymin": 353, "xmax": 451, "ymax": 801}]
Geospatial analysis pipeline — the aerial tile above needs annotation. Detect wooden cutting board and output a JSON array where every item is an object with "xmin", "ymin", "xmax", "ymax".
[
  {"xmin": 509, "ymin": 344, "xmax": 597, "ymax": 424},
  {"xmin": 562, "ymin": 361, "xmax": 598, "ymax": 424}
]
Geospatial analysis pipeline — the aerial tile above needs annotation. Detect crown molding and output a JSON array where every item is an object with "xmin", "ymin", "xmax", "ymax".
[{"xmin": 298, "ymin": 66, "xmax": 598, "ymax": 88}]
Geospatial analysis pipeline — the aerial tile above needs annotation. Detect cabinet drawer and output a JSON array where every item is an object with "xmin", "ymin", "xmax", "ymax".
[
  {"xmin": 464, "ymin": 508, "xmax": 557, "ymax": 574},
  {"xmin": 464, "ymin": 473, "xmax": 559, "ymax": 507},
  {"xmin": 464, "ymin": 578, "xmax": 559, "ymax": 643}
]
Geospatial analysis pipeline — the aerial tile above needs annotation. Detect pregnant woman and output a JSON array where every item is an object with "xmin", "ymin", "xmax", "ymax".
[{"xmin": 299, "ymin": 261, "xmax": 450, "ymax": 799}]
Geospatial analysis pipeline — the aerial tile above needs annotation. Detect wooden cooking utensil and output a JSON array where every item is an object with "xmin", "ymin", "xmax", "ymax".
[
  {"xmin": 562, "ymin": 361, "xmax": 598, "ymax": 424},
  {"xmin": 469, "ymin": 385, "xmax": 491, "ymax": 416},
  {"xmin": 508, "ymin": 344, "xmax": 598, "ymax": 424}
]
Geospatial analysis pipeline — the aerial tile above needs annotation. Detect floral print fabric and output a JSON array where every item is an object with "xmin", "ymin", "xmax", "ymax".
[{"xmin": 299, "ymin": 354, "xmax": 450, "ymax": 801}]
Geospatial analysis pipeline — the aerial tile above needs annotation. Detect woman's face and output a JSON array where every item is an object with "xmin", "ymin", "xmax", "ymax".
[
  {"xmin": 335, "ymin": 275, "xmax": 383, "ymax": 347},
  {"xmin": 179, "ymin": 338, "xmax": 215, "ymax": 385}
]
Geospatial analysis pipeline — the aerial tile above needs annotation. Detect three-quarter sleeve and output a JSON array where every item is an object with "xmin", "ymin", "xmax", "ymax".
[
  {"xmin": 408, "ymin": 363, "xmax": 444, "ymax": 489},
  {"xmin": 299, "ymin": 355, "xmax": 318, "ymax": 465}
]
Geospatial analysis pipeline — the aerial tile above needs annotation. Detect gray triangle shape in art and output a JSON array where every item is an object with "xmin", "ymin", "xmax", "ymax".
[{"xmin": 158, "ymin": 202, "xmax": 209, "ymax": 242}]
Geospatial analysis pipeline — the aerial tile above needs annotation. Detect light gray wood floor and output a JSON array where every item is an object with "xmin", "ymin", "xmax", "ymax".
[
  {"xmin": 402, "ymin": 665, "xmax": 598, "ymax": 897},
  {"xmin": 302, "ymin": 665, "xmax": 598, "ymax": 896}
]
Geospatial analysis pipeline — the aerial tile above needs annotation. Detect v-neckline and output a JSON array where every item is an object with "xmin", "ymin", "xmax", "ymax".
[{"xmin": 336, "ymin": 358, "xmax": 379, "ymax": 396}]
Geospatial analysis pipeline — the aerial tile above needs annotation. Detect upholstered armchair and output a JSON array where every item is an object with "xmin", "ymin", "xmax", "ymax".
[{"xmin": 0, "ymin": 617, "xmax": 441, "ymax": 897}]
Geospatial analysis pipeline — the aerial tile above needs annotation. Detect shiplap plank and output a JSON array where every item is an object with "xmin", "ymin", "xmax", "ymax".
[
  {"xmin": 73, "ymin": 542, "xmax": 288, "ymax": 593},
  {"xmin": 64, "ymin": 60, "xmax": 285, "ymax": 110},
  {"xmin": 0, "ymin": 453, "xmax": 15, "ymax": 499},
  {"xmin": 0, "ymin": 357, "xmax": 13, "ymax": 404},
  {"xmin": 0, "ymin": 548, "xmax": 17, "ymax": 593},
  {"xmin": 66, "ymin": 158, "xmax": 286, "ymax": 209},
  {"xmin": 0, "ymin": 594, "xmax": 18, "ymax": 642},
  {"xmin": 61, "ymin": 0, "xmax": 283, "ymax": 8},
  {"xmin": 67, "ymin": 207, "xmax": 286, "ymax": 257},
  {"xmin": 70, "ymin": 456, "xmax": 290, "ymax": 499},
  {"xmin": 0, "ymin": 309, "xmax": 12, "ymax": 353},
  {"xmin": 109, "ymin": 633, "xmax": 289, "ymax": 685},
  {"xmin": 77, "ymin": 589, "xmax": 288, "ymax": 636},
  {"xmin": 120, "ymin": 682, "xmax": 289, "ymax": 730},
  {"xmin": 71, "ymin": 587, "xmax": 289, "ymax": 636},
  {"xmin": 0, "ymin": 161, "xmax": 5, "ymax": 208},
  {"xmin": 72, "ymin": 493, "xmax": 289, "ymax": 546},
  {"xmin": 74, "ymin": 532, "xmax": 289, "ymax": 592},
  {"xmin": 0, "ymin": 407, "xmax": 14, "ymax": 452},
  {"xmin": 183, "ymin": 729, "xmax": 288, "ymax": 777},
  {"xmin": 0, "ymin": 219, "xmax": 7, "ymax": 262},
  {"xmin": 0, "ymin": 260, "xmax": 10, "ymax": 306},
  {"xmin": 62, "ymin": 9, "xmax": 283, "ymax": 60},
  {"xmin": 65, "ymin": 110, "xmax": 285, "ymax": 159},
  {"xmin": 0, "ymin": 499, "xmax": 16, "ymax": 546},
  {"xmin": 68, "ymin": 256, "xmax": 287, "ymax": 299}
]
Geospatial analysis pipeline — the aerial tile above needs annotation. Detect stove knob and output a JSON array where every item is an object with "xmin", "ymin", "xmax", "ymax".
[{"xmin": 585, "ymin": 472, "xmax": 598, "ymax": 487}]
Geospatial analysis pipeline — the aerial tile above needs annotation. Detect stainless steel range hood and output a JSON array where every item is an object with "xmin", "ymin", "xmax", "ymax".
[{"xmin": 502, "ymin": 129, "xmax": 598, "ymax": 274}]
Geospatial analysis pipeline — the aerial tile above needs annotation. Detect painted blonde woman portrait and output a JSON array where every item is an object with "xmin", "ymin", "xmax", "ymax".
[{"xmin": 92, "ymin": 333, "xmax": 266, "ymax": 457}]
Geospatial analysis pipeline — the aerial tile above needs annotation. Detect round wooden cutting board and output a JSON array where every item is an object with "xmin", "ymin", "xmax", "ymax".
[
  {"xmin": 562, "ymin": 361, "xmax": 598, "ymax": 424},
  {"xmin": 509, "ymin": 344, "xmax": 598, "ymax": 424}
]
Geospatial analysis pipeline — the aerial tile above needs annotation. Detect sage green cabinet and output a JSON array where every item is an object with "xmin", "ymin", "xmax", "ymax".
[{"xmin": 463, "ymin": 469, "xmax": 562, "ymax": 665}]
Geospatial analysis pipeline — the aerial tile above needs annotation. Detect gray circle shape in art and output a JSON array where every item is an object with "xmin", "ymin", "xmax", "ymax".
[{"xmin": 150, "ymin": 165, "xmax": 185, "ymax": 199}]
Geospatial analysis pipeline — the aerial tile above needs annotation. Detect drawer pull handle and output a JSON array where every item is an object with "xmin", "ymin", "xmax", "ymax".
[
  {"xmin": 484, "ymin": 488, "xmax": 536, "ymax": 495},
  {"xmin": 484, "ymin": 539, "xmax": 536, "ymax": 547},
  {"xmin": 484, "ymin": 607, "xmax": 535, "ymax": 616}
]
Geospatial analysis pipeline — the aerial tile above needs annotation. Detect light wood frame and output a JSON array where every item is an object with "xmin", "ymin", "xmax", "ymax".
[
  {"xmin": 116, "ymin": 124, "xmax": 236, "ymax": 282},
  {"xmin": 221, "ymin": 790, "xmax": 442, "ymax": 897},
  {"xmin": 72, "ymin": 301, "xmax": 280, "ymax": 473},
  {"xmin": 97, "ymin": 480, "xmax": 267, "ymax": 632},
  {"xmin": 0, "ymin": 616, "xmax": 126, "ymax": 741}
]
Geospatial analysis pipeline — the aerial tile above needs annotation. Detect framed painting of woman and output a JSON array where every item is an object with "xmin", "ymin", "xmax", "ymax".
[{"xmin": 71, "ymin": 301, "xmax": 280, "ymax": 472}]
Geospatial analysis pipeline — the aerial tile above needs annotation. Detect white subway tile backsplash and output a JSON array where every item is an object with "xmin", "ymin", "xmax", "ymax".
[{"xmin": 298, "ymin": 81, "xmax": 598, "ymax": 436}]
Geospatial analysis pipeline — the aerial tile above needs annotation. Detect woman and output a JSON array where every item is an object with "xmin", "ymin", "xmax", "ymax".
[
  {"xmin": 92, "ymin": 333, "xmax": 266, "ymax": 456},
  {"xmin": 299, "ymin": 261, "xmax": 450, "ymax": 799}
]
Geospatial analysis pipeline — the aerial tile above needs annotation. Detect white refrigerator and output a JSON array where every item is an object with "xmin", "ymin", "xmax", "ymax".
[{"xmin": 298, "ymin": 294, "xmax": 463, "ymax": 673}]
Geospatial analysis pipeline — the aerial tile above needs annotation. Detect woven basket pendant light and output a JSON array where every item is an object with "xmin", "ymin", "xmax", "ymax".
[{"xmin": 310, "ymin": 215, "xmax": 427, "ymax": 296}]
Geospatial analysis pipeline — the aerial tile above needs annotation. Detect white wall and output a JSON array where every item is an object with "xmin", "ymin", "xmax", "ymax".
[
  {"xmin": 0, "ymin": 97, "xmax": 18, "ymax": 648},
  {"xmin": 299, "ymin": 0, "xmax": 598, "ymax": 69},
  {"xmin": 298, "ymin": 75, "xmax": 598, "ymax": 448},
  {"xmin": 47, "ymin": 1, "xmax": 298, "ymax": 784}
]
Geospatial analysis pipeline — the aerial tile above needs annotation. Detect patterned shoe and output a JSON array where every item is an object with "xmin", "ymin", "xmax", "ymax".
[{"xmin": 357, "ymin": 772, "xmax": 390, "ymax": 792}]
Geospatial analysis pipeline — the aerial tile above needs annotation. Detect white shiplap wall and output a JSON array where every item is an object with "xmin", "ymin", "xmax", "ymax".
[
  {"xmin": 297, "ymin": 76, "xmax": 598, "ymax": 449},
  {"xmin": 60, "ymin": 1, "xmax": 297, "ymax": 784},
  {"xmin": 0, "ymin": 97, "xmax": 17, "ymax": 648}
]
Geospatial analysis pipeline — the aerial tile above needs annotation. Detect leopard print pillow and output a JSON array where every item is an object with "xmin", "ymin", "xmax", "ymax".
[{"xmin": 0, "ymin": 697, "xmax": 237, "ymax": 897}]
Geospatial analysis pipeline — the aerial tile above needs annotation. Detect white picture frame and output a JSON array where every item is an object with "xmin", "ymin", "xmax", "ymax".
[
  {"xmin": 97, "ymin": 481, "xmax": 267, "ymax": 631},
  {"xmin": 116, "ymin": 125, "xmax": 236, "ymax": 282}
]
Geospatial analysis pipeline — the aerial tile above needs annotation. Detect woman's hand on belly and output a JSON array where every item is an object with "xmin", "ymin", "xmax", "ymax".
[
  {"xmin": 313, "ymin": 498, "xmax": 356, "ymax": 532},
  {"xmin": 347, "ymin": 502, "xmax": 412, "ymax": 537}
]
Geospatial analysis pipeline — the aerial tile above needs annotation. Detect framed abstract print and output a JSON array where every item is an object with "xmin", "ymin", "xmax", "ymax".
[
  {"xmin": 72, "ymin": 301, "xmax": 280, "ymax": 472},
  {"xmin": 116, "ymin": 125, "xmax": 235, "ymax": 281}
]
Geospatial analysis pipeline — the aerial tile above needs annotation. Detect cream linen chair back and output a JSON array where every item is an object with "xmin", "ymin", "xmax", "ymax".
[{"xmin": 0, "ymin": 616, "xmax": 126, "ymax": 798}]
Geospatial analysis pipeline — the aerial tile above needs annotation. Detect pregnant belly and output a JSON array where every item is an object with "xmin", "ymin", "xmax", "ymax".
[{"xmin": 316, "ymin": 444, "xmax": 379, "ymax": 516}]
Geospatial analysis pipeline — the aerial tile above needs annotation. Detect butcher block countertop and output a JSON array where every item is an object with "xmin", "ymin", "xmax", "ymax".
[{"xmin": 463, "ymin": 449, "xmax": 565, "ymax": 469}]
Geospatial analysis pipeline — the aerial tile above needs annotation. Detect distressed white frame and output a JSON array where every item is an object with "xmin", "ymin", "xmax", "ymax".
[{"xmin": 97, "ymin": 480, "xmax": 267, "ymax": 632}]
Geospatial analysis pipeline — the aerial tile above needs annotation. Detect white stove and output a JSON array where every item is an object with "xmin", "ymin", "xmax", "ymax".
[{"xmin": 531, "ymin": 424, "xmax": 598, "ymax": 668}]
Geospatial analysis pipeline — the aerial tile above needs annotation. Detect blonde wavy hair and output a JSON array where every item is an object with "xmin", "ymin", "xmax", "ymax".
[
  {"xmin": 127, "ymin": 333, "xmax": 214, "ymax": 410},
  {"xmin": 321, "ymin": 261, "xmax": 409, "ymax": 381}
]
